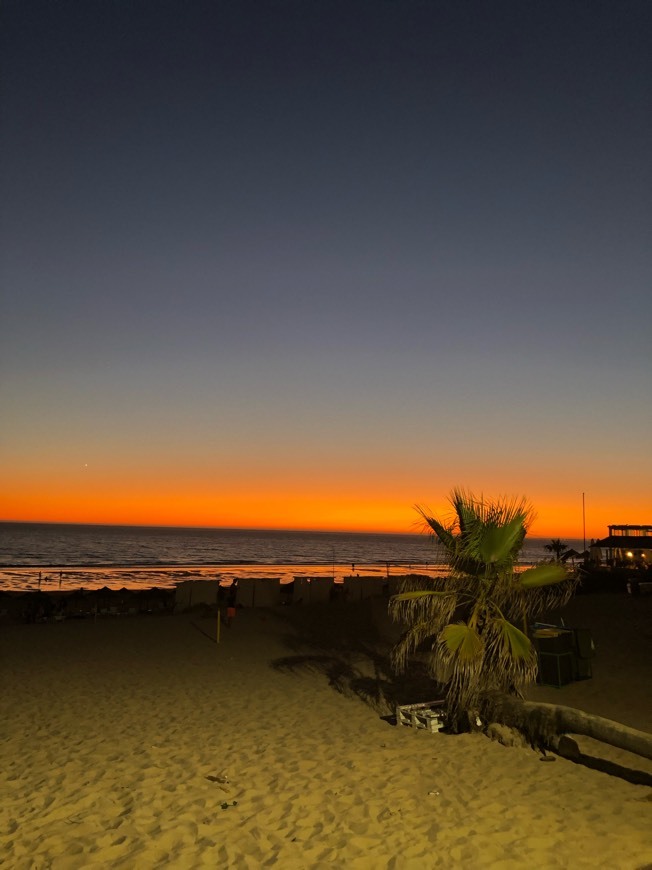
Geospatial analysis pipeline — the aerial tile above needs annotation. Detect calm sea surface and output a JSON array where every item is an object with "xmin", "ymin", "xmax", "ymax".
[{"xmin": 0, "ymin": 523, "xmax": 584, "ymax": 592}]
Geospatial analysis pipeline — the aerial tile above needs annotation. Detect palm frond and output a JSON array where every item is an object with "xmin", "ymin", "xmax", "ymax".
[
  {"xmin": 391, "ymin": 619, "xmax": 438, "ymax": 673},
  {"xmin": 519, "ymin": 563, "xmax": 568, "ymax": 588},
  {"xmin": 441, "ymin": 622, "xmax": 484, "ymax": 661},
  {"xmin": 391, "ymin": 590, "xmax": 455, "ymax": 602},
  {"xmin": 520, "ymin": 573, "xmax": 578, "ymax": 617},
  {"xmin": 476, "ymin": 515, "xmax": 528, "ymax": 564},
  {"xmin": 415, "ymin": 505, "xmax": 457, "ymax": 553},
  {"xmin": 497, "ymin": 618, "xmax": 533, "ymax": 659},
  {"xmin": 482, "ymin": 616, "xmax": 538, "ymax": 691}
]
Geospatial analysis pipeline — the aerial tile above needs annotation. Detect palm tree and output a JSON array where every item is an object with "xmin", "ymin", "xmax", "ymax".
[
  {"xmin": 389, "ymin": 489, "xmax": 576, "ymax": 733},
  {"xmin": 544, "ymin": 538, "xmax": 570, "ymax": 561}
]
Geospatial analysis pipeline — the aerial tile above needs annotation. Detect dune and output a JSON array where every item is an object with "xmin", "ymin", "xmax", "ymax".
[{"xmin": 1, "ymin": 593, "xmax": 651, "ymax": 868}]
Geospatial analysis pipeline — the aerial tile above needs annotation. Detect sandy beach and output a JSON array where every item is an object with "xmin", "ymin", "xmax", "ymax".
[{"xmin": 1, "ymin": 593, "xmax": 651, "ymax": 869}]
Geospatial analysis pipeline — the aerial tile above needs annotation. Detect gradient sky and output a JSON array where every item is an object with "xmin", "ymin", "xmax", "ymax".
[{"xmin": 1, "ymin": 1, "xmax": 650, "ymax": 538}]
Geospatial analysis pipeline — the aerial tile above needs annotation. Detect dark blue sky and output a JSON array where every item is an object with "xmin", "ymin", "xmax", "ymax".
[{"xmin": 1, "ymin": 0, "xmax": 650, "ymax": 533}]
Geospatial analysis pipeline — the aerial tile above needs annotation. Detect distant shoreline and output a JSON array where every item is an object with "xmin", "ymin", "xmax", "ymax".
[
  {"xmin": 0, "ymin": 562, "xmax": 440, "ymax": 593},
  {"xmin": 0, "ymin": 559, "xmax": 546, "ymax": 594}
]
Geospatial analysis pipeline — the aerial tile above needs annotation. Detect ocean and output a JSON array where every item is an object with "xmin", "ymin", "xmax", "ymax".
[{"xmin": 0, "ymin": 522, "xmax": 584, "ymax": 592}]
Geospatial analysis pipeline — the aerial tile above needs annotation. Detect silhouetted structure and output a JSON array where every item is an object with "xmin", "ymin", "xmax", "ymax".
[{"xmin": 593, "ymin": 524, "xmax": 652, "ymax": 568}]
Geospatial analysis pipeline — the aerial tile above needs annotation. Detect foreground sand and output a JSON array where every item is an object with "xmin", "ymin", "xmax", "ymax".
[{"xmin": 1, "ymin": 595, "xmax": 651, "ymax": 869}]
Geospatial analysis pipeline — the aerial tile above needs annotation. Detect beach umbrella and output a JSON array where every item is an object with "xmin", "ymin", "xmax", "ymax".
[{"xmin": 88, "ymin": 586, "xmax": 114, "ymax": 615}]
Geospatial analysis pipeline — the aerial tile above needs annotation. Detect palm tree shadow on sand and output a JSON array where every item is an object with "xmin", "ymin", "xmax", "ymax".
[
  {"xmin": 269, "ymin": 599, "xmax": 443, "ymax": 717},
  {"xmin": 268, "ymin": 599, "xmax": 652, "ymax": 788}
]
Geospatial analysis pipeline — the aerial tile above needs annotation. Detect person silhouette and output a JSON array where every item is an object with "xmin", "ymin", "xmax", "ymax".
[{"xmin": 226, "ymin": 581, "xmax": 238, "ymax": 627}]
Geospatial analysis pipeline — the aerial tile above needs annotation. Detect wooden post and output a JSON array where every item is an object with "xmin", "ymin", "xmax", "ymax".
[{"xmin": 217, "ymin": 607, "xmax": 221, "ymax": 645}]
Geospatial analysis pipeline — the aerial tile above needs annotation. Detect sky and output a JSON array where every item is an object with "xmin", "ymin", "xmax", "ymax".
[{"xmin": 1, "ymin": 0, "xmax": 650, "ymax": 538}]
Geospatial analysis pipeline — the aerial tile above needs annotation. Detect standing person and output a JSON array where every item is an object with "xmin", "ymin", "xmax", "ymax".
[{"xmin": 226, "ymin": 581, "xmax": 237, "ymax": 627}]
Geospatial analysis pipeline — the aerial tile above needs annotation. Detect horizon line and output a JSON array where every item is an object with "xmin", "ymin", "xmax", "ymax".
[{"xmin": 0, "ymin": 518, "xmax": 595, "ymax": 540}]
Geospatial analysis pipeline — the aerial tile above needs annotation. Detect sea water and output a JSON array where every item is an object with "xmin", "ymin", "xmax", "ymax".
[{"xmin": 0, "ymin": 522, "xmax": 584, "ymax": 592}]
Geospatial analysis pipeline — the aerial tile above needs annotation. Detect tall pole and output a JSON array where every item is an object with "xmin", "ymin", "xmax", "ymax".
[{"xmin": 582, "ymin": 492, "xmax": 586, "ymax": 553}]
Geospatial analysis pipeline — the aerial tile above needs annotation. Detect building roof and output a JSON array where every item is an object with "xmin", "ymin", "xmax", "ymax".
[{"xmin": 595, "ymin": 535, "xmax": 652, "ymax": 549}]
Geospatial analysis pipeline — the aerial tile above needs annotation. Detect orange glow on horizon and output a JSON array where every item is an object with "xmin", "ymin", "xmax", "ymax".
[{"xmin": 2, "ymin": 475, "xmax": 647, "ymax": 541}]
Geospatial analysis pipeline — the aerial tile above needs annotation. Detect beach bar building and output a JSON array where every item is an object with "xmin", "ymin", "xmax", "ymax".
[{"xmin": 593, "ymin": 524, "xmax": 652, "ymax": 567}]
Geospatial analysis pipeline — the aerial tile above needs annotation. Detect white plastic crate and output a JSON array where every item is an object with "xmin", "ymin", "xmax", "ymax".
[{"xmin": 396, "ymin": 700, "xmax": 446, "ymax": 733}]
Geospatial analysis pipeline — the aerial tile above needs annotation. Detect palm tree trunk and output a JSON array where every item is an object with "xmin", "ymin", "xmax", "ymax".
[{"xmin": 481, "ymin": 694, "xmax": 652, "ymax": 761}]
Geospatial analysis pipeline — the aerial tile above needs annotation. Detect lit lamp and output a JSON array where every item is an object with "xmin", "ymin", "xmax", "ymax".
[{"xmin": 626, "ymin": 551, "xmax": 634, "ymax": 559}]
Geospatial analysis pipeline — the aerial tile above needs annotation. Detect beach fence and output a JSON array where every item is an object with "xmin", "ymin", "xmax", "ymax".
[
  {"xmin": 174, "ymin": 579, "xmax": 220, "ymax": 612},
  {"xmin": 343, "ymin": 576, "xmax": 387, "ymax": 601},
  {"xmin": 235, "ymin": 578, "xmax": 281, "ymax": 608},
  {"xmin": 292, "ymin": 576, "xmax": 334, "ymax": 604},
  {"xmin": 174, "ymin": 575, "xmax": 396, "ymax": 612},
  {"xmin": 174, "ymin": 578, "xmax": 282, "ymax": 612}
]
